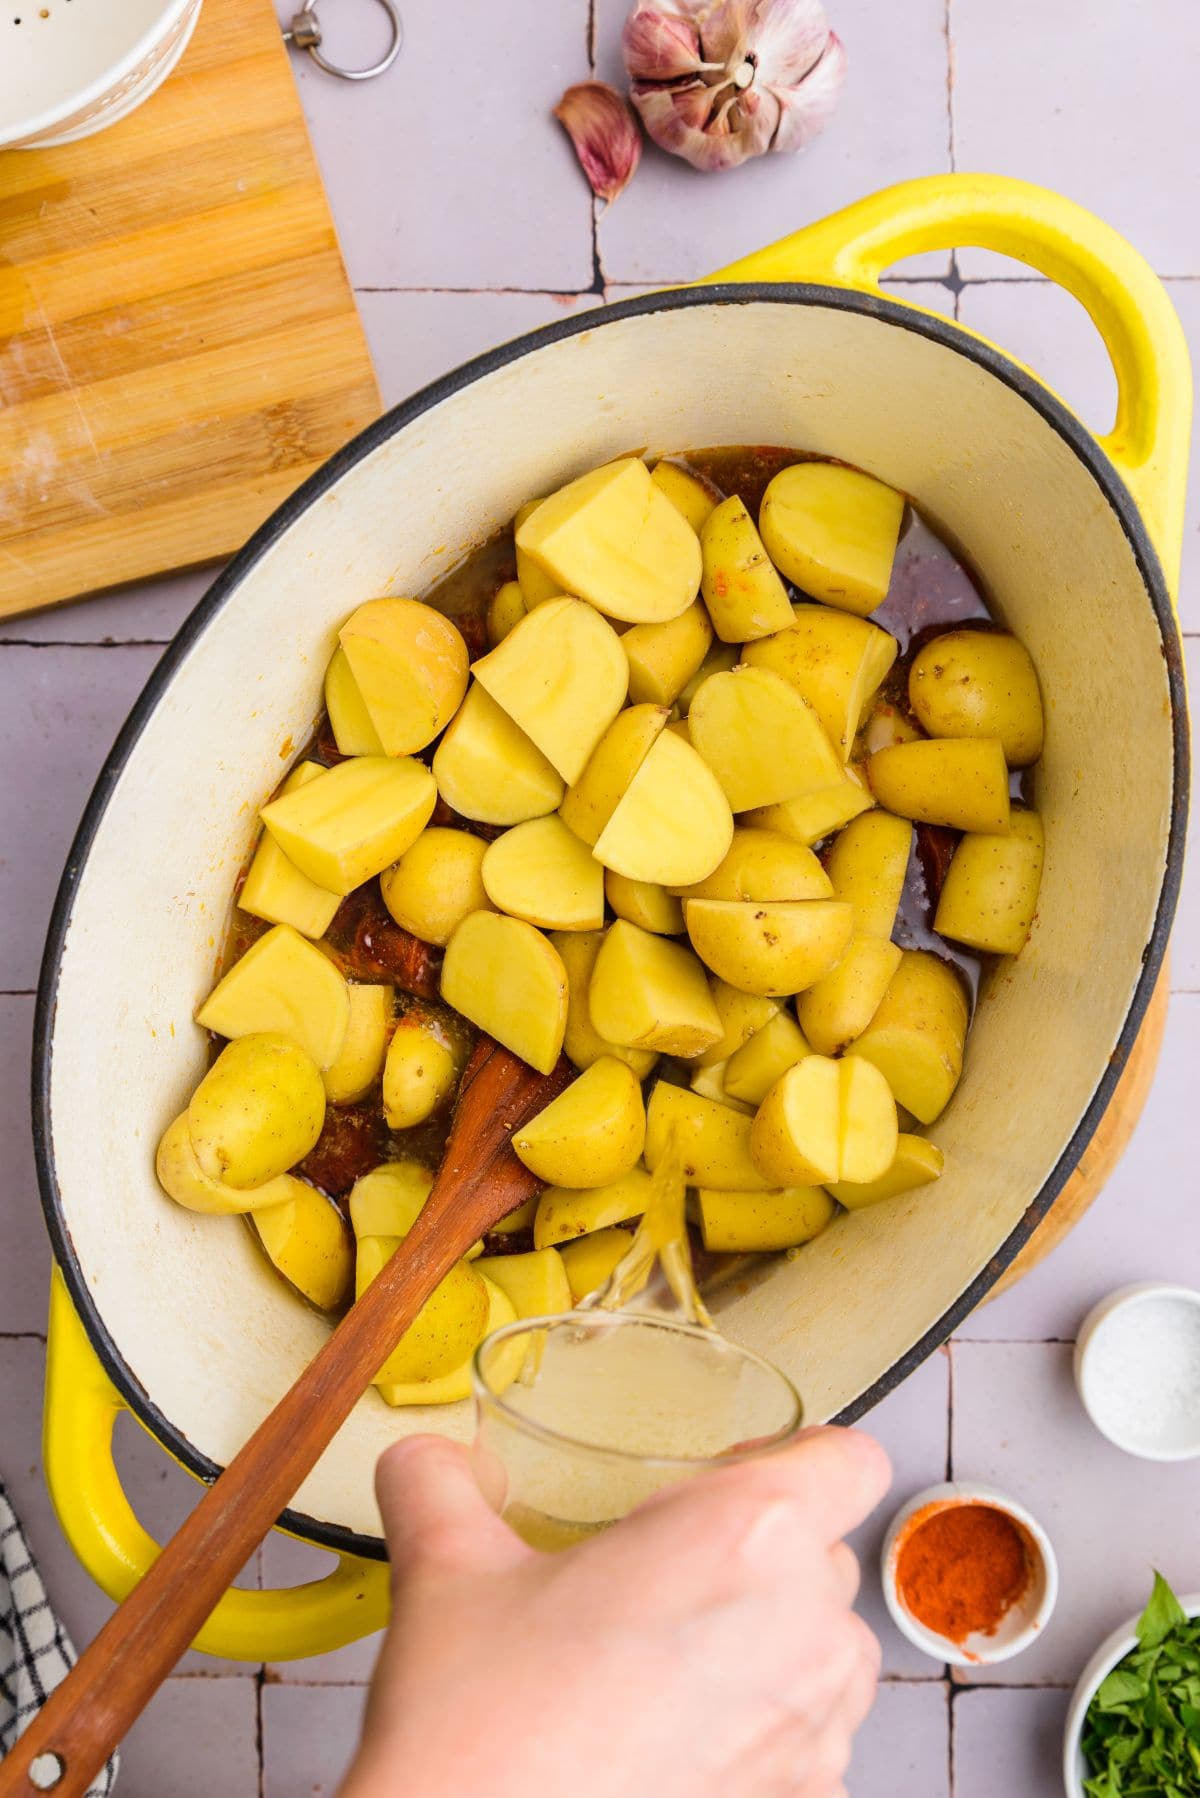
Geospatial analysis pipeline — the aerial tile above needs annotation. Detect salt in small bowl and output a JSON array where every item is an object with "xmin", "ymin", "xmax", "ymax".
[{"xmin": 1074, "ymin": 1282, "xmax": 1200, "ymax": 1461}]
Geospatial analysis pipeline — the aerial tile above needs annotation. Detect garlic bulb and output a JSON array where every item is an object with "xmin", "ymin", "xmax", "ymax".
[
  {"xmin": 623, "ymin": 0, "xmax": 846, "ymax": 172},
  {"xmin": 554, "ymin": 81, "xmax": 643, "ymax": 203}
]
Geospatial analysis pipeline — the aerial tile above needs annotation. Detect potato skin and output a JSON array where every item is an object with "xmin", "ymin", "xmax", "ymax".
[
  {"xmin": 382, "ymin": 1019, "xmax": 458, "ymax": 1129},
  {"xmin": 187, "ymin": 1034, "xmax": 326, "ymax": 1189},
  {"xmin": 253, "ymin": 1183, "xmax": 355, "ymax": 1312},
  {"xmin": 700, "ymin": 495, "xmax": 795, "ymax": 643},
  {"xmin": 824, "ymin": 812, "xmax": 913, "ymax": 938},
  {"xmin": 697, "ymin": 1184, "xmax": 835, "ymax": 1253},
  {"xmin": 644, "ymin": 1082, "xmax": 769, "ymax": 1191},
  {"xmin": 844, "ymin": 950, "xmax": 968, "ymax": 1125},
  {"xmin": 934, "ymin": 809, "xmax": 1045, "ymax": 955},
  {"xmin": 589, "ymin": 920, "xmax": 722, "ymax": 1058},
  {"xmin": 796, "ymin": 935, "xmax": 902, "ymax": 1057},
  {"xmin": 534, "ymin": 1165, "xmax": 654, "ymax": 1247},
  {"xmin": 827, "ymin": 1133, "xmax": 943, "ymax": 1210},
  {"xmin": 550, "ymin": 929, "xmax": 658, "ymax": 1079},
  {"xmin": 673, "ymin": 828, "xmax": 832, "ymax": 903},
  {"xmin": 381, "ymin": 828, "xmax": 490, "ymax": 948},
  {"xmin": 743, "ymin": 602, "xmax": 897, "ymax": 760},
  {"xmin": 559, "ymin": 704, "xmax": 669, "ymax": 848},
  {"xmin": 866, "ymin": 738, "xmax": 1010, "ymax": 834},
  {"xmin": 432, "ymin": 682, "xmax": 564, "ymax": 827},
  {"xmin": 512, "ymin": 1057, "xmax": 646, "ymax": 1190},
  {"xmin": 604, "ymin": 870, "xmax": 684, "ymax": 936},
  {"xmin": 908, "ymin": 629, "xmax": 1044, "ymax": 766},
  {"xmin": 156, "ymin": 1113, "xmax": 297, "ymax": 1215},
  {"xmin": 758, "ymin": 463, "xmax": 904, "ymax": 617},
  {"xmin": 684, "ymin": 897, "xmax": 854, "ymax": 998}
]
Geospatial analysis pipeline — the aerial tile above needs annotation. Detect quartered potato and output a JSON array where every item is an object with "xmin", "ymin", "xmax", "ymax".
[
  {"xmin": 689, "ymin": 1060, "xmax": 752, "ymax": 1113},
  {"xmin": 187, "ymin": 1034, "xmax": 326, "ymax": 1189},
  {"xmin": 338, "ymin": 598, "xmax": 469, "ymax": 756},
  {"xmin": 644, "ymin": 1082, "xmax": 769, "ymax": 1191},
  {"xmin": 696, "ymin": 1184, "xmax": 836, "ymax": 1254},
  {"xmin": 845, "ymin": 950, "xmax": 969, "ymax": 1125},
  {"xmin": 689, "ymin": 666, "xmax": 844, "ymax": 812},
  {"xmin": 477, "ymin": 1247, "xmax": 572, "ymax": 1318},
  {"xmin": 482, "ymin": 814, "xmax": 605, "ymax": 932},
  {"xmin": 487, "ymin": 579, "xmax": 528, "ymax": 646},
  {"xmin": 253, "ymin": 1183, "xmax": 355, "ymax": 1312},
  {"xmin": 260, "ymin": 756, "xmax": 437, "ymax": 895},
  {"xmin": 348, "ymin": 1160, "xmax": 432, "ymax": 1238},
  {"xmin": 751, "ymin": 1054, "xmax": 897, "ymax": 1187},
  {"xmin": 559, "ymin": 703, "xmax": 669, "ymax": 847},
  {"xmin": 355, "ymin": 1241, "xmax": 490, "ymax": 1385},
  {"xmin": 322, "ymin": 982, "xmax": 393, "ymax": 1104},
  {"xmin": 156, "ymin": 1113, "xmax": 298, "ymax": 1215},
  {"xmin": 700, "ymin": 495, "xmax": 795, "ymax": 642},
  {"xmin": 934, "ymin": 809, "xmax": 1045, "ymax": 955},
  {"xmin": 433, "ymin": 681, "xmax": 564, "ymax": 826},
  {"xmin": 604, "ymin": 870, "xmax": 684, "ymax": 936},
  {"xmin": 239, "ymin": 763, "xmax": 342, "ymax": 940},
  {"xmin": 828, "ymin": 1134, "xmax": 944, "ymax": 1210},
  {"xmin": 673, "ymin": 828, "xmax": 832, "ymax": 903},
  {"xmin": 516, "ymin": 457, "xmax": 702, "ymax": 624},
  {"xmin": 534, "ymin": 1165, "xmax": 655, "ymax": 1247},
  {"xmin": 694, "ymin": 980, "xmax": 781, "ymax": 1070},
  {"xmin": 441, "ymin": 911, "xmax": 568, "ymax": 1074},
  {"xmin": 623, "ymin": 601, "xmax": 714, "ymax": 707},
  {"xmin": 592, "ymin": 728, "xmax": 733, "ymax": 888},
  {"xmin": 589, "ymin": 921, "xmax": 722, "ymax": 1057},
  {"xmin": 550, "ymin": 929, "xmax": 658, "ymax": 1079},
  {"xmin": 824, "ymin": 811, "xmax": 913, "ymax": 937},
  {"xmin": 382, "ymin": 1017, "xmax": 458, "ymax": 1128},
  {"xmin": 651, "ymin": 458, "xmax": 722, "ymax": 534},
  {"xmin": 513, "ymin": 1056, "xmax": 646, "ymax": 1188},
  {"xmin": 758, "ymin": 463, "xmax": 904, "ymax": 616},
  {"xmin": 909, "ymin": 629, "xmax": 1044, "ymax": 766},
  {"xmin": 196, "ymin": 923, "xmax": 351, "ymax": 1071},
  {"xmin": 559, "ymin": 1227, "xmax": 643, "ymax": 1304},
  {"xmin": 684, "ymin": 897, "xmax": 854, "ymax": 997},
  {"xmin": 377, "ymin": 1277, "xmax": 519, "ymax": 1408},
  {"xmin": 796, "ymin": 935, "xmax": 902, "ymax": 1057},
  {"xmin": 744, "ymin": 603, "xmax": 898, "ymax": 761},
  {"xmin": 723, "ymin": 1008, "xmax": 812, "ymax": 1107},
  {"xmin": 747, "ymin": 766, "xmax": 874, "ymax": 845},
  {"xmin": 472, "ymin": 597, "xmax": 629, "ymax": 784},
  {"xmin": 513, "ymin": 499, "xmax": 562, "ymax": 608},
  {"xmin": 677, "ymin": 638, "xmax": 740, "ymax": 712},
  {"xmin": 867, "ymin": 738, "xmax": 1010, "ymax": 835},
  {"xmin": 381, "ymin": 827, "xmax": 490, "ymax": 947},
  {"xmin": 324, "ymin": 646, "xmax": 385, "ymax": 757}
]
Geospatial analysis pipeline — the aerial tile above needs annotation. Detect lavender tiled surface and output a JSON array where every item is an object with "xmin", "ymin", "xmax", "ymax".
[{"xmin": 1, "ymin": 0, "xmax": 1198, "ymax": 1792}]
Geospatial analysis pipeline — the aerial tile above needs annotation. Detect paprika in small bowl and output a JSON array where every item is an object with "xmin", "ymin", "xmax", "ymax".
[{"xmin": 880, "ymin": 1481, "xmax": 1058, "ymax": 1667}]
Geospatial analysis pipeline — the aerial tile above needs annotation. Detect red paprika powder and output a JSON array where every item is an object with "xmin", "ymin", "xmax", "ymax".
[{"xmin": 895, "ymin": 1502, "xmax": 1030, "ymax": 1644}]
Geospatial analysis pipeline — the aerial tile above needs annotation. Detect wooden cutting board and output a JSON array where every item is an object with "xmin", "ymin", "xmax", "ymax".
[{"xmin": 0, "ymin": 0, "xmax": 381, "ymax": 620}]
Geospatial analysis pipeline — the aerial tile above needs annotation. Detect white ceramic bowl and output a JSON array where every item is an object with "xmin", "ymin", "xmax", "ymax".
[
  {"xmin": 0, "ymin": 0, "xmax": 201, "ymax": 149},
  {"xmin": 1063, "ymin": 1590, "xmax": 1200, "ymax": 1795},
  {"xmin": 1075, "ymin": 1283, "xmax": 1200, "ymax": 1460},
  {"xmin": 881, "ymin": 1481, "xmax": 1058, "ymax": 1668}
]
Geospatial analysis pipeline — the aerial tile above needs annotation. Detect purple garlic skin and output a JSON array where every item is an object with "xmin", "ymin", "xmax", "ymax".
[
  {"xmin": 623, "ymin": 0, "xmax": 847, "ymax": 172},
  {"xmin": 554, "ymin": 80, "xmax": 643, "ymax": 203}
]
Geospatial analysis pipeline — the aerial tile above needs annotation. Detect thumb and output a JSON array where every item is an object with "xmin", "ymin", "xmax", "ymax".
[{"xmin": 376, "ymin": 1433, "xmax": 530, "ymax": 1580}]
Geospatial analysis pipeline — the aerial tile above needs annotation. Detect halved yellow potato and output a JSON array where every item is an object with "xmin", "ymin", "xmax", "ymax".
[
  {"xmin": 490, "ymin": 1195, "xmax": 539, "ymax": 1236},
  {"xmin": 482, "ymin": 814, "xmax": 604, "ymax": 931},
  {"xmin": 513, "ymin": 1057, "xmax": 645, "ymax": 1188},
  {"xmin": 623, "ymin": 600, "xmax": 714, "ymax": 707},
  {"xmin": 382, "ymin": 1017, "xmax": 458, "ymax": 1128},
  {"xmin": 604, "ymin": 870, "xmax": 684, "ymax": 936},
  {"xmin": 825, "ymin": 811, "xmax": 913, "ymax": 937},
  {"xmin": 743, "ymin": 603, "xmax": 898, "ymax": 760},
  {"xmin": 796, "ymin": 935, "xmax": 902, "ymax": 1056},
  {"xmin": 677, "ymin": 638, "xmax": 740, "ymax": 712},
  {"xmin": 689, "ymin": 1061, "xmax": 753, "ymax": 1113},
  {"xmin": 909, "ymin": 629, "xmax": 1044, "ymax": 766},
  {"xmin": 644, "ymin": 1081, "xmax": 769, "ymax": 1191},
  {"xmin": 845, "ymin": 950, "xmax": 969, "ymax": 1124},
  {"xmin": 747, "ymin": 766, "xmax": 874, "ymax": 845},
  {"xmin": 589, "ymin": 921, "xmax": 722, "ymax": 1057},
  {"xmin": 472, "ymin": 597, "xmax": 629, "ymax": 784},
  {"xmin": 758, "ymin": 463, "xmax": 904, "ymax": 616},
  {"xmin": 516, "ymin": 457, "xmax": 702, "ymax": 625},
  {"xmin": 723, "ymin": 1009, "xmax": 812, "ymax": 1106},
  {"xmin": 867, "ymin": 738, "xmax": 1010, "ymax": 834},
  {"xmin": 697, "ymin": 1185, "xmax": 836, "ymax": 1253},
  {"xmin": 651, "ymin": 458, "xmax": 721, "ymax": 534},
  {"xmin": 559, "ymin": 1227, "xmax": 642, "ymax": 1303},
  {"xmin": 750, "ymin": 1054, "xmax": 841, "ymax": 1185},
  {"xmin": 188, "ymin": 1034, "xmax": 326, "ymax": 1189},
  {"xmin": 828, "ymin": 1134, "xmax": 944, "ymax": 1210},
  {"xmin": 487, "ymin": 579, "xmax": 529, "ymax": 646},
  {"xmin": 322, "ymin": 982, "xmax": 393, "ymax": 1104},
  {"xmin": 550, "ymin": 930, "xmax": 658, "ymax": 1079},
  {"xmin": 432, "ymin": 681, "xmax": 564, "ymax": 826},
  {"xmin": 593, "ymin": 728, "xmax": 733, "ymax": 887},
  {"xmin": 253, "ymin": 1183, "xmax": 354, "ymax": 1312},
  {"xmin": 339, "ymin": 598, "xmax": 469, "ymax": 757},
  {"xmin": 684, "ymin": 898, "xmax": 854, "ymax": 997},
  {"xmin": 934, "ymin": 809, "xmax": 1045, "ymax": 955},
  {"xmin": 689, "ymin": 666, "xmax": 845, "ymax": 812},
  {"xmin": 324, "ymin": 646, "xmax": 385, "ymax": 756},
  {"xmin": 673, "ymin": 828, "xmax": 832, "ymax": 902},
  {"xmin": 355, "ymin": 1240, "xmax": 489, "ymax": 1384},
  {"xmin": 700, "ymin": 494, "xmax": 794, "ymax": 642},
  {"xmin": 376, "ymin": 1276, "xmax": 518, "ymax": 1408},
  {"xmin": 155, "ymin": 1113, "xmax": 297, "ymax": 1215},
  {"xmin": 693, "ymin": 979, "xmax": 780, "ymax": 1069},
  {"xmin": 838, "ymin": 1056, "xmax": 899, "ymax": 1184},
  {"xmin": 558, "ymin": 704, "xmax": 669, "ymax": 847},
  {"xmin": 476, "ymin": 1247, "xmax": 572, "ymax": 1317},
  {"xmin": 348, "ymin": 1160, "xmax": 432, "ymax": 1237},
  {"xmin": 239, "ymin": 764, "xmax": 342, "ymax": 940},
  {"xmin": 197, "ymin": 924, "xmax": 351, "ymax": 1071},
  {"xmin": 381, "ymin": 827, "xmax": 490, "ymax": 947},
  {"xmin": 513, "ymin": 499, "xmax": 563, "ymax": 608},
  {"xmin": 260, "ymin": 756, "xmax": 437, "ymax": 895},
  {"xmin": 533, "ymin": 1165, "xmax": 654, "ymax": 1247},
  {"xmin": 441, "ymin": 911, "xmax": 568, "ymax": 1074}
]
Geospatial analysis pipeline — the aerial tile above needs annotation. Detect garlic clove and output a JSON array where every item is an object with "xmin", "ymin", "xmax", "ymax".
[
  {"xmin": 554, "ymin": 81, "xmax": 643, "ymax": 204},
  {"xmin": 770, "ymin": 30, "xmax": 847, "ymax": 151},
  {"xmin": 622, "ymin": 2, "xmax": 707, "ymax": 82},
  {"xmin": 747, "ymin": 0, "xmax": 836, "ymax": 85}
]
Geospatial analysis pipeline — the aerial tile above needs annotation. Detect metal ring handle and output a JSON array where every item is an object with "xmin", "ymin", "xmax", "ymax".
[{"xmin": 283, "ymin": 0, "xmax": 403, "ymax": 82}]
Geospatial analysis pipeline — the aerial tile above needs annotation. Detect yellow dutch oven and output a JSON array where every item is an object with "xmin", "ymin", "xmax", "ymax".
[{"xmin": 33, "ymin": 174, "xmax": 1191, "ymax": 1661}]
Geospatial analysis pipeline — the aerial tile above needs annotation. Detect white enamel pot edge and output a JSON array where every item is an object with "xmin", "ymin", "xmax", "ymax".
[{"xmin": 32, "ymin": 282, "xmax": 1190, "ymax": 1560}]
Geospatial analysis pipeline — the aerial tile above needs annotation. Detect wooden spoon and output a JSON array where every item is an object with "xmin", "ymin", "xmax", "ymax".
[{"xmin": 0, "ymin": 1036, "xmax": 572, "ymax": 1798}]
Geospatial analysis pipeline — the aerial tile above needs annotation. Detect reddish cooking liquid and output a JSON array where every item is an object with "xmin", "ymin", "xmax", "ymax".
[{"xmin": 217, "ymin": 448, "xmax": 1016, "ymax": 1279}]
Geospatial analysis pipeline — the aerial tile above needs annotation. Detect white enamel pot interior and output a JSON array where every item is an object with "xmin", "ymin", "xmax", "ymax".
[{"xmin": 34, "ymin": 288, "xmax": 1189, "ymax": 1557}]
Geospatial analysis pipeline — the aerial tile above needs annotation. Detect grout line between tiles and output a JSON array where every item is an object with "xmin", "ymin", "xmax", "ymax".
[{"xmin": 0, "ymin": 990, "xmax": 35, "ymax": 997}]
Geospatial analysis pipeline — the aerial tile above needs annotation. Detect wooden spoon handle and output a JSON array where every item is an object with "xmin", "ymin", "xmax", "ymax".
[{"xmin": 0, "ymin": 1040, "xmax": 569, "ymax": 1798}]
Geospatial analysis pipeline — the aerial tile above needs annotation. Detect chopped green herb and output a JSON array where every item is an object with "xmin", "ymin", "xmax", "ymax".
[{"xmin": 1083, "ymin": 1573, "xmax": 1200, "ymax": 1796}]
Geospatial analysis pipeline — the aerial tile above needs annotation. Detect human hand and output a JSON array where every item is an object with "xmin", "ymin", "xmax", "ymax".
[{"xmin": 340, "ymin": 1424, "xmax": 889, "ymax": 1798}]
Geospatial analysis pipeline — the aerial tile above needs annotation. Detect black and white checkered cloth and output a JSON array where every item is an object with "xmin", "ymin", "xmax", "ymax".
[{"xmin": 0, "ymin": 1478, "xmax": 116, "ymax": 1795}]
